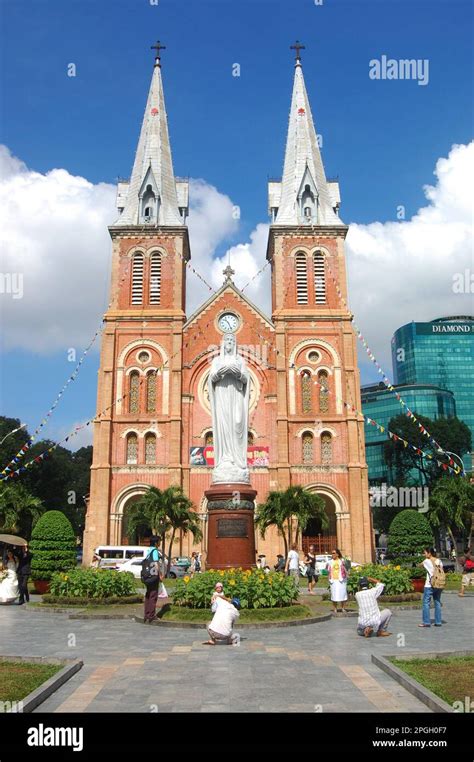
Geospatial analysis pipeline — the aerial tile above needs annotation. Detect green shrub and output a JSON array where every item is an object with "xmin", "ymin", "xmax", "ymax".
[
  {"xmin": 172, "ymin": 568, "xmax": 299, "ymax": 609},
  {"xmin": 49, "ymin": 568, "xmax": 136, "ymax": 599},
  {"xmin": 387, "ymin": 510, "xmax": 433, "ymax": 558},
  {"xmin": 30, "ymin": 511, "xmax": 76, "ymax": 581},
  {"xmin": 346, "ymin": 563, "xmax": 414, "ymax": 595},
  {"xmin": 42, "ymin": 593, "xmax": 142, "ymax": 606}
]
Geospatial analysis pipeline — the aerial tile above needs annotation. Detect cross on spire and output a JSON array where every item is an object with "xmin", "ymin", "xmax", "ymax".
[
  {"xmin": 290, "ymin": 40, "xmax": 305, "ymax": 64},
  {"xmin": 151, "ymin": 40, "xmax": 166, "ymax": 66}
]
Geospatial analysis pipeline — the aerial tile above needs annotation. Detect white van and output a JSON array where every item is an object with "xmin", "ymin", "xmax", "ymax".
[{"xmin": 94, "ymin": 545, "xmax": 154, "ymax": 569}]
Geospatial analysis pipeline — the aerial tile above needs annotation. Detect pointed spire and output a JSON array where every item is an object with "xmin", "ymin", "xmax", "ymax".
[
  {"xmin": 273, "ymin": 45, "xmax": 342, "ymax": 226},
  {"xmin": 115, "ymin": 42, "xmax": 186, "ymax": 227}
]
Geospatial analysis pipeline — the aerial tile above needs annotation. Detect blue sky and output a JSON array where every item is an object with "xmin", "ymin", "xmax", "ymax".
[{"xmin": 1, "ymin": 0, "xmax": 473, "ymax": 452}]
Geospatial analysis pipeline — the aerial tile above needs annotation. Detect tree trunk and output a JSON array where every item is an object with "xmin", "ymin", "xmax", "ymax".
[{"xmin": 167, "ymin": 530, "xmax": 176, "ymax": 576}]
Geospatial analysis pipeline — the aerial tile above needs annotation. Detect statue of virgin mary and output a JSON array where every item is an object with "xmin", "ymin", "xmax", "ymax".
[{"xmin": 208, "ymin": 333, "xmax": 250, "ymax": 484}]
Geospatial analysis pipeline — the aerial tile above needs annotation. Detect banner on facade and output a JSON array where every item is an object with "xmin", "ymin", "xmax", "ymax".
[{"xmin": 189, "ymin": 446, "xmax": 269, "ymax": 467}]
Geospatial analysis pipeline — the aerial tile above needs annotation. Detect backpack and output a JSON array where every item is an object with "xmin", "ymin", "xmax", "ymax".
[
  {"xmin": 431, "ymin": 561, "xmax": 446, "ymax": 590},
  {"xmin": 343, "ymin": 558, "xmax": 352, "ymax": 572},
  {"xmin": 141, "ymin": 549, "xmax": 160, "ymax": 587},
  {"xmin": 464, "ymin": 558, "xmax": 474, "ymax": 572}
]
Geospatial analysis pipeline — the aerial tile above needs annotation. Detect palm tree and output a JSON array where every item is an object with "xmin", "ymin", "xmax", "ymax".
[
  {"xmin": 255, "ymin": 486, "xmax": 327, "ymax": 556},
  {"xmin": 428, "ymin": 476, "xmax": 474, "ymax": 553},
  {"xmin": 126, "ymin": 486, "xmax": 202, "ymax": 575},
  {"xmin": 0, "ymin": 482, "xmax": 43, "ymax": 535}
]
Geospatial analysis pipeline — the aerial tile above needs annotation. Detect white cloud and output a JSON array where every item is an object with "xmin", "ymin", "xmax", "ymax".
[
  {"xmin": 0, "ymin": 146, "xmax": 117, "ymax": 353},
  {"xmin": 346, "ymin": 141, "xmax": 474, "ymax": 378},
  {"xmin": 51, "ymin": 420, "xmax": 94, "ymax": 452}
]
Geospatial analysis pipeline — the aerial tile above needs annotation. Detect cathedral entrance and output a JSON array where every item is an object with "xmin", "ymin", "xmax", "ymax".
[{"xmin": 302, "ymin": 494, "xmax": 337, "ymax": 554}]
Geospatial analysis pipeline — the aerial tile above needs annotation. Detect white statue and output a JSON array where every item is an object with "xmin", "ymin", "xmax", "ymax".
[{"xmin": 208, "ymin": 333, "xmax": 250, "ymax": 484}]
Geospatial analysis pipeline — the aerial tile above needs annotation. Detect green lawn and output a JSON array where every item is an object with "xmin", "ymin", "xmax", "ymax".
[
  {"xmin": 158, "ymin": 603, "xmax": 313, "ymax": 623},
  {"xmin": 390, "ymin": 656, "xmax": 474, "ymax": 706},
  {"xmin": 0, "ymin": 661, "xmax": 62, "ymax": 705}
]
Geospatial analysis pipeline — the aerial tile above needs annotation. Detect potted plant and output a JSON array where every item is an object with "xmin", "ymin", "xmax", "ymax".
[{"xmin": 30, "ymin": 510, "xmax": 77, "ymax": 594}]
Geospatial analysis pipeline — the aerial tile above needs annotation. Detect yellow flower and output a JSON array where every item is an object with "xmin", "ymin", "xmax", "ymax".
[
  {"xmin": 64, "ymin": 576, "xmax": 69, "ymax": 581},
  {"xmin": 184, "ymin": 575, "xmax": 190, "ymax": 584},
  {"xmin": 219, "ymin": 570, "xmax": 225, "ymax": 576},
  {"xmin": 259, "ymin": 575, "xmax": 265, "ymax": 581},
  {"xmin": 395, "ymin": 565, "xmax": 401, "ymax": 571},
  {"xmin": 229, "ymin": 579, "xmax": 236, "ymax": 586}
]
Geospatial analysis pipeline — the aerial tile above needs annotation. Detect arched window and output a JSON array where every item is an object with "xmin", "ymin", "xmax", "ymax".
[
  {"xmin": 146, "ymin": 371, "xmax": 156, "ymax": 413},
  {"xmin": 129, "ymin": 371, "xmax": 140, "ymax": 414},
  {"xmin": 204, "ymin": 431, "xmax": 213, "ymax": 447},
  {"xmin": 126, "ymin": 433, "xmax": 138, "ymax": 465},
  {"xmin": 145, "ymin": 433, "xmax": 156, "ymax": 464},
  {"xmin": 149, "ymin": 252, "xmax": 161, "ymax": 304},
  {"xmin": 295, "ymin": 252, "xmax": 308, "ymax": 304},
  {"xmin": 248, "ymin": 432, "xmax": 254, "ymax": 446},
  {"xmin": 314, "ymin": 250, "xmax": 326, "ymax": 304},
  {"xmin": 131, "ymin": 253, "xmax": 144, "ymax": 304},
  {"xmin": 302, "ymin": 431, "xmax": 313, "ymax": 464},
  {"xmin": 318, "ymin": 370, "xmax": 329, "ymax": 413},
  {"xmin": 321, "ymin": 433, "xmax": 332, "ymax": 464},
  {"xmin": 301, "ymin": 370, "xmax": 312, "ymax": 413}
]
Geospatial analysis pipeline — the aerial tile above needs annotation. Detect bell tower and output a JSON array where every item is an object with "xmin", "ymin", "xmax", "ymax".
[
  {"xmin": 267, "ymin": 43, "xmax": 372, "ymax": 562},
  {"xmin": 83, "ymin": 43, "xmax": 190, "ymax": 562}
]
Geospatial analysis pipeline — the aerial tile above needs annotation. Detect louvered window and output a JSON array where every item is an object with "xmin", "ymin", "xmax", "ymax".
[
  {"xmin": 295, "ymin": 252, "xmax": 308, "ymax": 304},
  {"xmin": 131, "ymin": 253, "xmax": 144, "ymax": 304},
  {"xmin": 302, "ymin": 432, "xmax": 313, "ymax": 464},
  {"xmin": 145, "ymin": 433, "xmax": 156, "ymax": 464},
  {"xmin": 319, "ymin": 370, "xmax": 329, "ymax": 413},
  {"xmin": 321, "ymin": 433, "xmax": 332, "ymax": 464},
  {"xmin": 126, "ymin": 433, "xmax": 138, "ymax": 465},
  {"xmin": 314, "ymin": 251, "xmax": 326, "ymax": 304},
  {"xmin": 146, "ymin": 372, "xmax": 156, "ymax": 413},
  {"xmin": 302, "ymin": 371, "xmax": 312, "ymax": 413},
  {"xmin": 149, "ymin": 252, "xmax": 161, "ymax": 304},
  {"xmin": 129, "ymin": 371, "xmax": 140, "ymax": 414}
]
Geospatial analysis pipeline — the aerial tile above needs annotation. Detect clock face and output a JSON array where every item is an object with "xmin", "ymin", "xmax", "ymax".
[{"xmin": 218, "ymin": 312, "xmax": 239, "ymax": 333}]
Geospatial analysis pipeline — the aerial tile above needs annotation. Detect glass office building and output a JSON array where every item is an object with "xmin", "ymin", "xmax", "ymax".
[
  {"xmin": 391, "ymin": 316, "xmax": 474, "ymax": 471},
  {"xmin": 361, "ymin": 383, "xmax": 456, "ymax": 485}
]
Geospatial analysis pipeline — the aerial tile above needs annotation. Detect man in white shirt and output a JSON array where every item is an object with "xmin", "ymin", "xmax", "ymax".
[
  {"xmin": 355, "ymin": 576, "xmax": 392, "ymax": 638},
  {"xmin": 203, "ymin": 596, "xmax": 240, "ymax": 645},
  {"xmin": 285, "ymin": 544, "xmax": 300, "ymax": 585}
]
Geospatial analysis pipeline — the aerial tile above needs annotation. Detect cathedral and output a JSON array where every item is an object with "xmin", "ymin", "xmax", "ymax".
[{"xmin": 83, "ymin": 44, "xmax": 373, "ymax": 566}]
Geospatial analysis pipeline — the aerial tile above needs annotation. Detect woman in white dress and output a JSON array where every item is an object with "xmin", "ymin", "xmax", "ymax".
[
  {"xmin": 327, "ymin": 548, "xmax": 348, "ymax": 614},
  {"xmin": 0, "ymin": 550, "xmax": 20, "ymax": 604}
]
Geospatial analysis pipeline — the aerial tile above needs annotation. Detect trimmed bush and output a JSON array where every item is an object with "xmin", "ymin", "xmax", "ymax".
[
  {"xmin": 49, "ymin": 568, "xmax": 136, "ymax": 599},
  {"xmin": 387, "ymin": 509, "xmax": 433, "ymax": 558},
  {"xmin": 173, "ymin": 568, "xmax": 299, "ymax": 609},
  {"xmin": 30, "ymin": 511, "xmax": 76, "ymax": 581},
  {"xmin": 42, "ymin": 594, "xmax": 142, "ymax": 606},
  {"xmin": 346, "ymin": 563, "xmax": 414, "ymax": 595}
]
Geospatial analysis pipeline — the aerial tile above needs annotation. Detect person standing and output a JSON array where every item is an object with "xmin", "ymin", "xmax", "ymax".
[
  {"xmin": 327, "ymin": 548, "xmax": 348, "ymax": 614},
  {"xmin": 459, "ymin": 547, "xmax": 474, "ymax": 597},
  {"xmin": 285, "ymin": 544, "xmax": 300, "ymax": 587},
  {"xmin": 418, "ymin": 547, "xmax": 444, "ymax": 627},
  {"xmin": 17, "ymin": 544, "xmax": 33, "ymax": 605},
  {"xmin": 355, "ymin": 576, "xmax": 392, "ymax": 637},
  {"xmin": 304, "ymin": 544, "xmax": 318, "ymax": 594},
  {"xmin": 143, "ymin": 536, "xmax": 161, "ymax": 624}
]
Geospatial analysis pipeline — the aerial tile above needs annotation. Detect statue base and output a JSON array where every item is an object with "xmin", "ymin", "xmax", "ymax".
[{"xmin": 205, "ymin": 482, "xmax": 257, "ymax": 570}]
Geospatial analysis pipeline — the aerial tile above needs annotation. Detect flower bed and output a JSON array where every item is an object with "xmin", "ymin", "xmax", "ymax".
[
  {"xmin": 173, "ymin": 569, "xmax": 299, "ymax": 609},
  {"xmin": 346, "ymin": 563, "xmax": 414, "ymax": 595},
  {"xmin": 48, "ymin": 568, "xmax": 136, "ymax": 599}
]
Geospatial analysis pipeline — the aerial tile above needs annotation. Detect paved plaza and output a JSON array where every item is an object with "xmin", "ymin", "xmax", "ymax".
[{"xmin": 0, "ymin": 594, "xmax": 472, "ymax": 713}]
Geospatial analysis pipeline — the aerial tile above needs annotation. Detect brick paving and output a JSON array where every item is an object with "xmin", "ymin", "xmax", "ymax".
[{"xmin": 0, "ymin": 594, "xmax": 472, "ymax": 713}]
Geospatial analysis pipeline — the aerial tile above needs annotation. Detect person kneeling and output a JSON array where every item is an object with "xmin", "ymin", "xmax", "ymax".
[
  {"xmin": 204, "ymin": 596, "xmax": 241, "ymax": 645},
  {"xmin": 355, "ymin": 576, "xmax": 392, "ymax": 638}
]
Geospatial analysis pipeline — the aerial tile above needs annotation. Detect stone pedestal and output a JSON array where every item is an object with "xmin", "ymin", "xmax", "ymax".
[{"xmin": 205, "ymin": 482, "xmax": 257, "ymax": 570}]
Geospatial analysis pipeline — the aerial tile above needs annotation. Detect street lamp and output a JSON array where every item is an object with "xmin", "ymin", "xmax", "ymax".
[
  {"xmin": 437, "ymin": 449, "xmax": 466, "ymax": 476},
  {"xmin": 0, "ymin": 423, "xmax": 27, "ymax": 446}
]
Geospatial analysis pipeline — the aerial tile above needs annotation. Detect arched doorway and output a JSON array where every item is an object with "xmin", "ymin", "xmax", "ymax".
[
  {"xmin": 121, "ymin": 495, "xmax": 151, "ymax": 545},
  {"xmin": 302, "ymin": 492, "xmax": 338, "ymax": 554}
]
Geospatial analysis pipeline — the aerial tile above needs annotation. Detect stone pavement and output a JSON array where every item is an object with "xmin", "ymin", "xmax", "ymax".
[{"xmin": 0, "ymin": 594, "xmax": 472, "ymax": 713}]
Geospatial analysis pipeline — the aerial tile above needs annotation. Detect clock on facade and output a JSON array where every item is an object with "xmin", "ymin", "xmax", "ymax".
[{"xmin": 218, "ymin": 312, "xmax": 240, "ymax": 333}]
